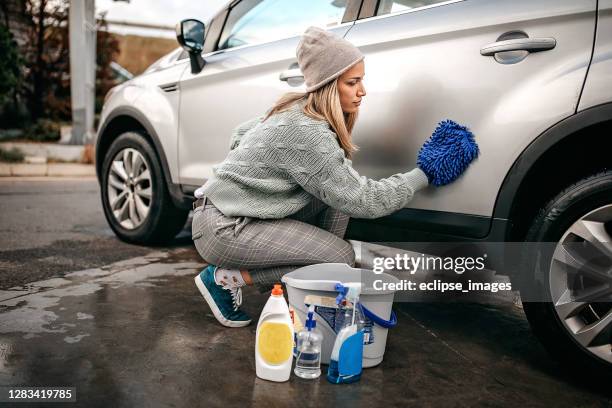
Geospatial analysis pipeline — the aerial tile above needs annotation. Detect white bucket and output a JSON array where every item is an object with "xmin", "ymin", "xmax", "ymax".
[{"xmin": 281, "ymin": 263, "xmax": 399, "ymax": 368}]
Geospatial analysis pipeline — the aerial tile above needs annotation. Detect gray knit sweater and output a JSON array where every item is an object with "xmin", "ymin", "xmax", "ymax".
[{"xmin": 195, "ymin": 101, "xmax": 429, "ymax": 219}]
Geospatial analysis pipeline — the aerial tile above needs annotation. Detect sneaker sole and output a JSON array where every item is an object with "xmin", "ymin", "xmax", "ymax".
[{"xmin": 195, "ymin": 274, "xmax": 251, "ymax": 328}]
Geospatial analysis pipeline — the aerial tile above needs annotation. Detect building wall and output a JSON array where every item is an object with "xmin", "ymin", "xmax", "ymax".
[{"xmin": 113, "ymin": 33, "xmax": 177, "ymax": 76}]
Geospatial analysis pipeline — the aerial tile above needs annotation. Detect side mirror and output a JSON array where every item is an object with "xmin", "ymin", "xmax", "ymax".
[{"xmin": 176, "ymin": 19, "xmax": 206, "ymax": 74}]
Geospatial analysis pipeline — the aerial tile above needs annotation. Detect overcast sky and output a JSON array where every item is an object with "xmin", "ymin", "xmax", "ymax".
[{"xmin": 96, "ymin": 0, "xmax": 229, "ymax": 38}]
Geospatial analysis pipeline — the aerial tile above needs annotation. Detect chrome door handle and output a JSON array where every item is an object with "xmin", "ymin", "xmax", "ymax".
[
  {"xmin": 480, "ymin": 37, "xmax": 556, "ymax": 56},
  {"xmin": 279, "ymin": 68, "xmax": 304, "ymax": 82}
]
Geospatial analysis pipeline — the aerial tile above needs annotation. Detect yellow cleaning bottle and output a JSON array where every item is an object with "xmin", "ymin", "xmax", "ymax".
[{"xmin": 255, "ymin": 284, "xmax": 294, "ymax": 382}]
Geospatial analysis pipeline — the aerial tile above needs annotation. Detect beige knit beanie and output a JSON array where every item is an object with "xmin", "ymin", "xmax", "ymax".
[{"xmin": 296, "ymin": 26, "xmax": 364, "ymax": 93}]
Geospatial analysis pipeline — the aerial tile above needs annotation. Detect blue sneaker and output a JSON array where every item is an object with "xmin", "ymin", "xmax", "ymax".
[{"xmin": 194, "ymin": 265, "xmax": 251, "ymax": 327}]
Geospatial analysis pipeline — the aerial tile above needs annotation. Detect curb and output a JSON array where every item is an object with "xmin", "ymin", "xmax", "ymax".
[
  {"xmin": 0, "ymin": 162, "xmax": 95, "ymax": 177},
  {"xmin": 0, "ymin": 141, "xmax": 87, "ymax": 162}
]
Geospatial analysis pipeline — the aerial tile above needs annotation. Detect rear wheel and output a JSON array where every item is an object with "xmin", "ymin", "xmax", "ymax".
[
  {"xmin": 100, "ymin": 131, "xmax": 189, "ymax": 244},
  {"xmin": 520, "ymin": 171, "xmax": 612, "ymax": 379}
]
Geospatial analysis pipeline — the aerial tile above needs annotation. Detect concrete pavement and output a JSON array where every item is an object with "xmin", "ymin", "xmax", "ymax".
[
  {"xmin": 0, "ymin": 141, "xmax": 87, "ymax": 163},
  {"xmin": 0, "ymin": 177, "xmax": 610, "ymax": 407},
  {"xmin": 0, "ymin": 177, "xmax": 184, "ymax": 288},
  {"xmin": 0, "ymin": 163, "xmax": 95, "ymax": 177},
  {"xmin": 0, "ymin": 141, "xmax": 95, "ymax": 177},
  {"xmin": 1, "ymin": 247, "xmax": 610, "ymax": 407}
]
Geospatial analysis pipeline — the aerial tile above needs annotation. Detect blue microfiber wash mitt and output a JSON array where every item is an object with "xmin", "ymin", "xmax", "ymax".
[{"xmin": 417, "ymin": 119, "xmax": 480, "ymax": 186}]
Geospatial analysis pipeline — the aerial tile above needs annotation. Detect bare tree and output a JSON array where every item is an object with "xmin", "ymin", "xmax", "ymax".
[{"xmin": 2, "ymin": 0, "xmax": 119, "ymax": 127}]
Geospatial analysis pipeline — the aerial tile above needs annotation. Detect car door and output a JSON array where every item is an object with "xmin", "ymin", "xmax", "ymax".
[
  {"xmin": 343, "ymin": 0, "xmax": 596, "ymax": 231},
  {"xmin": 178, "ymin": 0, "xmax": 359, "ymax": 186}
]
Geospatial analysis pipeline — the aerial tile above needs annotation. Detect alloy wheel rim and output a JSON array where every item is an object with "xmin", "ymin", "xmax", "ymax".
[
  {"xmin": 107, "ymin": 148, "xmax": 152, "ymax": 230},
  {"xmin": 549, "ymin": 204, "xmax": 612, "ymax": 364}
]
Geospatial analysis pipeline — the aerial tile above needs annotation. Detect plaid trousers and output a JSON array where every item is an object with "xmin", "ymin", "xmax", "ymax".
[{"xmin": 191, "ymin": 196, "xmax": 355, "ymax": 293}]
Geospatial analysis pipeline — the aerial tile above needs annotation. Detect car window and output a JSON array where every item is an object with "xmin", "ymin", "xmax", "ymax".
[
  {"xmin": 218, "ymin": 0, "xmax": 349, "ymax": 50},
  {"xmin": 376, "ymin": 0, "xmax": 450, "ymax": 16}
]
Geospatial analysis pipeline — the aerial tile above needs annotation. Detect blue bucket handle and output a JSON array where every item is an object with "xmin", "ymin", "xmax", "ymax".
[
  {"xmin": 359, "ymin": 303, "xmax": 397, "ymax": 329},
  {"xmin": 333, "ymin": 282, "xmax": 397, "ymax": 329}
]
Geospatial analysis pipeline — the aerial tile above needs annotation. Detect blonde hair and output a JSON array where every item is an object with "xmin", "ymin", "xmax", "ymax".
[{"xmin": 262, "ymin": 80, "xmax": 359, "ymax": 159}]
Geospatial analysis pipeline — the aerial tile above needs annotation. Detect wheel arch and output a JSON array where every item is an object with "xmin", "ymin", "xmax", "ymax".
[
  {"xmin": 96, "ymin": 107, "xmax": 191, "ymax": 210},
  {"xmin": 493, "ymin": 102, "xmax": 612, "ymax": 242}
]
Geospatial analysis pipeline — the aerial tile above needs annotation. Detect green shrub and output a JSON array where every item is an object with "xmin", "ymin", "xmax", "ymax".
[
  {"xmin": 0, "ymin": 102, "xmax": 31, "ymax": 129},
  {"xmin": 0, "ymin": 26, "xmax": 20, "ymax": 107},
  {"xmin": 0, "ymin": 25, "xmax": 28, "ymax": 129},
  {"xmin": 0, "ymin": 146, "xmax": 25, "ymax": 163},
  {"xmin": 23, "ymin": 119, "xmax": 61, "ymax": 142}
]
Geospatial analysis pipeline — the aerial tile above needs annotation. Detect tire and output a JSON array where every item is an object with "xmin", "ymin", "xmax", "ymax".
[
  {"xmin": 100, "ymin": 131, "xmax": 189, "ymax": 245},
  {"xmin": 519, "ymin": 170, "xmax": 612, "ymax": 380}
]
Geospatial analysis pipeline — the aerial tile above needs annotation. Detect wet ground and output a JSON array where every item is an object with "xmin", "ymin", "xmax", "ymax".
[
  {"xmin": 0, "ymin": 178, "xmax": 611, "ymax": 407},
  {"xmin": 0, "ymin": 177, "xmax": 190, "ymax": 288},
  {"xmin": 1, "ymin": 246, "xmax": 611, "ymax": 407}
]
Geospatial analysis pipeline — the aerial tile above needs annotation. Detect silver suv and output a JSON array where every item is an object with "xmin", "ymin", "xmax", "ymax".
[{"xmin": 96, "ymin": 0, "xmax": 612, "ymax": 376}]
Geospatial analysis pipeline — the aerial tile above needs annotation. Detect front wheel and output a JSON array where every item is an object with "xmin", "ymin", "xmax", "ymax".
[
  {"xmin": 520, "ymin": 171, "xmax": 612, "ymax": 379},
  {"xmin": 100, "ymin": 131, "xmax": 189, "ymax": 244}
]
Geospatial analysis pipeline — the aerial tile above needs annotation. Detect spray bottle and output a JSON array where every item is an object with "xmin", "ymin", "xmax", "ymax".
[
  {"xmin": 294, "ymin": 305, "xmax": 323, "ymax": 379},
  {"xmin": 327, "ymin": 283, "xmax": 364, "ymax": 384}
]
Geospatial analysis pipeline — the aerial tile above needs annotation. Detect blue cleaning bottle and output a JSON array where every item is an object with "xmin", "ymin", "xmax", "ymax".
[{"xmin": 327, "ymin": 284, "xmax": 364, "ymax": 384}]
